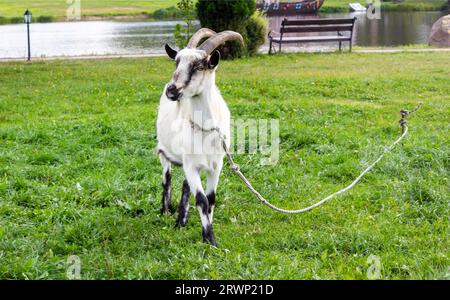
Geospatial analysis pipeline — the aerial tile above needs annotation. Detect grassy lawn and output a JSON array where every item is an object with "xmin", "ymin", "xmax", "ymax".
[
  {"xmin": 323, "ymin": 0, "xmax": 448, "ymax": 12},
  {"xmin": 0, "ymin": 52, "xmax": 449, "ymax": 279},
  {"xmin": 0, "ymin": 0, "xmax": 179, "ymax": 20},
  {"xmin": 0, "ymin": 0, "xmax": 447, "ymax": 22}
]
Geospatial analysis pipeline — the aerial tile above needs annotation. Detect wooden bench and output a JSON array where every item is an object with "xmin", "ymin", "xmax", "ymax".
[{"xmin": 268, "ymin": 17, "xmax": 357, "ymax": 54}]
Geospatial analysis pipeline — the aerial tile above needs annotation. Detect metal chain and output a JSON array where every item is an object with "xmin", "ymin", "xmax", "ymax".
[{"xmin": 193, "ymin": 103, "xmax": 422, "ymax": 214}]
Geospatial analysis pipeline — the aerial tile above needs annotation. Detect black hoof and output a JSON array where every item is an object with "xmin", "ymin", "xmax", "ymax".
[
  {"xmin": 160, "ymin": 205, "xmax": 175, "ymax": 215},
  {"xmin": 132, "ymin": 208, "xmax": 145, "ymax": 218},
  {"xmin": 175, "ymin": 215, "xmax": 188, "ymax": 227},
  {"xmin": 202, "ymin": 227, "xmax": 217, "ymax": 247},
  {"xmin": 203, "ymin": 237, "xmax": 218, "ymax": 247}
]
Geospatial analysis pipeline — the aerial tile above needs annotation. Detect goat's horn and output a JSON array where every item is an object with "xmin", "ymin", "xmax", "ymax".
[
  {"xmin": 198, "ymin": 31, "xmax": 244, "ymax": 55},
  {"xmin": 187, "ymin": 28, "xmax": 216, "ymax": 48}
]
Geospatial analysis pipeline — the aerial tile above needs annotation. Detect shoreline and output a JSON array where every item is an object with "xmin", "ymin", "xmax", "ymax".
[
  {"xmin": 1, "ymin": 48, "xmax": 449, "ymax": 63},
  {"xmin": 0, "ymin": 6, "xmax": 448, "ymax": 25},
  {"xmin": 0, "ymin": 14, "xmax": 160, "ymax": 25},
  {"xmin": 0, "ymin": 53, "xmax": 165, "ymax": 63}
]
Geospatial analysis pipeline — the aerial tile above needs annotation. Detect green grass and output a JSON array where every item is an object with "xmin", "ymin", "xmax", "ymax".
[
  {"xmin": 0, "ymin": 0, "xmax": 179, "ymax": 21},
  {"xmin": 354, "ymin": 44, "xmax": 434, "ymax": 50},
  {"xmin": 322, "ymin": 0, "xmax": 448, "ymax": 13},
  {"xmin": 0, "ymin": 0, "xmax": 447, "ymax": 23},
  {"xmin": 0, "ymin": 52, "xmax": 449, "ymax": 279}
]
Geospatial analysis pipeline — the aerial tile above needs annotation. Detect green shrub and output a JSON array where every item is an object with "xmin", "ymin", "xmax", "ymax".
[
  {"xmin": 196, "ymin": 0, "xmax": 262, "ymax": 59},
  {"xmin": 174, "ymin": 23, "xmax": 189, "ymax": 49},
  {"xmin": 196, "ymin": 0, "xmax": 256, "ymax": 29},
  {"xmin": 320, "ymin": 6, "xmax": 350, "ymax": 13},
  {"xmin": 0, "ymin": 16, "xmax": 8, "ymax": 25},
  {"xmin": 245, "ymin": 12, "xmax": 268, "ymax": 56},
  {"xmin": 444, "ymin": 0, "xmax": 450, "ymax": 10},
  {"xmin": 9, "ymin": 17, "xmax": 23, "ymax": 24},
  {"xmin": 36, "ymin": 15, "xmax": 55, "ymax": 23},
  {"xmin": 173, "ymin": 0, "xmax": 196, "ymax": 49},
  {"xmin": 152, "ymin": 7, "xmax": 182, "ymax": 19}
]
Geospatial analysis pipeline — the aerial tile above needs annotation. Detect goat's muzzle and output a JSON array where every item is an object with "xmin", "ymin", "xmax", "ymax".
[{"xmin": 166, "ymin": 84, "xmax": 182, "ymax": 101}]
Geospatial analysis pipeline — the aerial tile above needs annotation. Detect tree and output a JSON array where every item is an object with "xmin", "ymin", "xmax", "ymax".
[
  {"xmin": 196, "ymin": 0, "xmax": 266, "ymax": 59},
  {"xmin": 173, "ymin": 0, "xmax": 196, "ymax": 49},
  {"xmin": 196, "ymin": 0, "xmax": 256, "ymax": 31}
]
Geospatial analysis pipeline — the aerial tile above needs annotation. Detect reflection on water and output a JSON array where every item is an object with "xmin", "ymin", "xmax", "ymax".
[
  {"xmin": 0, "ymin": 20, "xmax": 199, "ymax": 59},
  {"xmin": 353, "ymin": 11, "xmax": 446, "ymax": 46},
  {"xmin": 267, "ymin": 11, "xmax": 447, "ymax": 50},
  {"xmin": 0, "ymin": 11, "xmax": 446, "ymax": 59}
]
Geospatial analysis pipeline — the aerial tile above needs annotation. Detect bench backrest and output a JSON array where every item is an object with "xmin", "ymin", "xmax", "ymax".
[{"xmin": 280, "ymin": 18, "xmax": 357, "ymax": 34}]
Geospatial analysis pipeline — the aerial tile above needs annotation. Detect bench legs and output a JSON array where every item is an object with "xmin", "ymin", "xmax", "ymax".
[
  {"xmin": 339, "ymin": 41, "xmax": 353, "ymax": 53},
  {"xmin": 269, "ymin": 41, "xmax": 353, "ymax": 54},
  {"xmin": 268, "ymin": 41, "xmax": 281, "ymax": 55}
]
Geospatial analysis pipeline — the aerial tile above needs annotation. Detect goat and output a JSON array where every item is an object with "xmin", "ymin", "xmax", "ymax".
[{"xmin": 156, "ymin": 29, "xmax": 244, "ymax": 246}]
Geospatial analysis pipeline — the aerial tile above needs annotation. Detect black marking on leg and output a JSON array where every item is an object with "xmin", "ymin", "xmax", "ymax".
[
  {"xmin": 206, "ymin": 192, "xmax": 215, "ymax": 214},
  {"xmin": 195, "ymin": 191, "xmax": 209, "ymax": 215},
  {"xmin": 160, "ymin": 170, "xmax": 174, "ymax": 214},
  {"xmin": 176, "ymin": 180, "xmax": 190, "ymax": 227},
  {"xmin": 202, "ymin": 224, "xmax": 217, "ymax": 247},
  {"xmin": 196, "ymin": 191, "xmax": 217, "ymax": 246}
]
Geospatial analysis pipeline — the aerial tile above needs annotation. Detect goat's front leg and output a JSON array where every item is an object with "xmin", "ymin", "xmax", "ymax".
[
  {"xmin": 159, "ymin": 153, "xmax": 174, "ymax": 215},
  {"xmin": 184, "ymin": 165, "xmax": 217, "ymax": 246},
  {"xmin": 205, "ymin": 160, "xmax": 223, "ymax": 224}
]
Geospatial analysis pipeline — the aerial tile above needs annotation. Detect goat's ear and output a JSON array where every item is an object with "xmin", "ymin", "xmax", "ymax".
[
  {"xmin": 208, "ymin": 50, "xmax": 221, "ymax": 69},
  {"xmin": 165, "ymin": 44, "xmax": 178, "ymax": 60}
]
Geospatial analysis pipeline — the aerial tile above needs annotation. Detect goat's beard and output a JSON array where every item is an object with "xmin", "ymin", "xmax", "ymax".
[{"xmin": 182, "ymin": 89, "xmax": 202, "ymax": 100}]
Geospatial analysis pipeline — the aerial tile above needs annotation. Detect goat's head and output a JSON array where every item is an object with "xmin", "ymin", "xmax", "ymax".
[{"xmin": 164, "ymin": 29, "xmax": 244, "ymax": 101}]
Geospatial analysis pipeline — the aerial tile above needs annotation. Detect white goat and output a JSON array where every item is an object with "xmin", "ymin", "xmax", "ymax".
[{"xmin": 156, "ymin": 29, "xmax": 244, "ymax": 246}]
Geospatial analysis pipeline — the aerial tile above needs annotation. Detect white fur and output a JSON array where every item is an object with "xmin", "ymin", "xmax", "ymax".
[{"xmin": 156, "ymin": 48, "xmax": 230, "ymax": 236}]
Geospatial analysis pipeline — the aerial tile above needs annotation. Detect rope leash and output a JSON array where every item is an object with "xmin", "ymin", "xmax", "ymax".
[{"xmin": 193, "ymin": 103, "xmax": 422, "ymax": 214}]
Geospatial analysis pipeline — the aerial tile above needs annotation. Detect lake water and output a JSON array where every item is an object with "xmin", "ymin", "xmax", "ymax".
[{"xmin": 0, "ymin": 11, "xmax": 446, "ymax": 59}]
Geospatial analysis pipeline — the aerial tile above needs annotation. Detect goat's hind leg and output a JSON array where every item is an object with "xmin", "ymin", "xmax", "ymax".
[
  {"xmin": 159, "ymin": 153, "xmax": 174, "ymax": 215},
  {"xmin": 175, "ymin": 179, "xmax": 190, "ymax": 227}
]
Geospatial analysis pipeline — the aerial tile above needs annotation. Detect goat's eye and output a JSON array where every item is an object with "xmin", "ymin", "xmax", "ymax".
[{"xmin": 196, "ymin": 66, "xmax": 205, "ymax": 72}]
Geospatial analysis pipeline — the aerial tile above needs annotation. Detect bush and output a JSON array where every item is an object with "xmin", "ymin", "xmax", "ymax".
[
  {"xmin": 196, "ymin": 0, "xmax": 266, "ymax": 59},
  {"xmin": 0, "ymin": 15, "xmax": 55, "ymax": 24},
  {"xmin": 9, "ymin": 17, "xmax": 23, "ymax": 24},
  {"xmin": 36, "ymin": 15, "xmax": 55, "ymax": 23},
  {"xmin": 152, "ymin": 7, "xmax": 183, "ymax": 19},
  {"xmin": 245, "ymin": 12, "xmax": 268, "ymax": 56},
  {"xmin": 196, "ymin": 0, "xmax": 256, "ymax": 30},
  {"xmin": 173, "ymin": 0, "xmax": 196, "ymax": 49}
]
